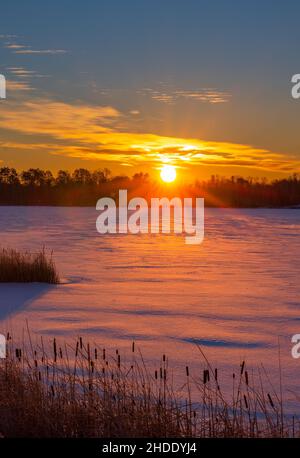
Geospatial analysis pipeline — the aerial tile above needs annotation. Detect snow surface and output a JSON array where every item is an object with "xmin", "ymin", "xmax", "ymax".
[{"xmin": 0, "ymin": 206, "xmax": 300, "ymax": 408}]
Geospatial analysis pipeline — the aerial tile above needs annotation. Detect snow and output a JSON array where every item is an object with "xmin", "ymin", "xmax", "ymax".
[{"xmin": 0, "ymin": 206, "xmax": 300, "ymax": 409}]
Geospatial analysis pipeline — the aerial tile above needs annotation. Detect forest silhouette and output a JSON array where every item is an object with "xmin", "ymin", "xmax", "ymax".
[{"xmin": 0, "ymin": 166, "xmax": 300, "ymax": 207}]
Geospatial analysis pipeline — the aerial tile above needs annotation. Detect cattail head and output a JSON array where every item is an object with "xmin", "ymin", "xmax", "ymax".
[
  {"xmin": 53, "ymin": 338, "xmax": 57, "ymax": 362},
  {"xmin": 203, "ymin": 369, "xmax": 210, "ymax": 384},
  {"xmin": 267, "ymin": 393, "xmax": 275, "ymax": 409},
  {"xmin": 240, "ymin": 361, "xmax": 245, "ymax": 375},
  {"xmin": 245, "ymin": 370, "xmax": 249, "ymax": 386}
]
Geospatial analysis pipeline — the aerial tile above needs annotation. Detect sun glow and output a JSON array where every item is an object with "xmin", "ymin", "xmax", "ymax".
[{"xmin": 160, "ymin": 164, "xmax": 177, "ymax": 183}]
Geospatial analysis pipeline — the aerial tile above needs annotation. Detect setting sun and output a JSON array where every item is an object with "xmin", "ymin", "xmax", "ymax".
[{"xmin": 160, "ymin": 165, "xmax": 177, "ymax": 183}]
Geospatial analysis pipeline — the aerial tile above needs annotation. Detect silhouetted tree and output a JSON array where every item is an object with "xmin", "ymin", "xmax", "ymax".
[{"xmin": 0, "ymin": 167, "xmax": 19, "ymax": 185}]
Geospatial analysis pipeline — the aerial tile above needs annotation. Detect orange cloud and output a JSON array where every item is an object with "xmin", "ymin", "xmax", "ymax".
[
  {"xmin": 0, "ymin": 98, "xmax": 299, "ymax": 173},
  {"xmin": 6, "ymin": 80, "xmax": 34, "ymax": 92}
]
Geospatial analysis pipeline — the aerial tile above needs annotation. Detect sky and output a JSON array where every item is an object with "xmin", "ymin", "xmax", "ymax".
[{"xmin": 0, "ymin": 0, "xmax": 300, "ymax": 181}]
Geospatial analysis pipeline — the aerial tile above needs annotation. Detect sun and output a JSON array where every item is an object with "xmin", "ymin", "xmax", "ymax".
[{"xmin": 160, "ymin": 165, "xmax": 176, "ymax": 183}]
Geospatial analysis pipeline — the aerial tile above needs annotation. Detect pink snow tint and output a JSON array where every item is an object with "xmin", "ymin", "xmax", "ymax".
[{"xmin": 0, "ymin": 206, "xmax": 300, "ymax": 410}]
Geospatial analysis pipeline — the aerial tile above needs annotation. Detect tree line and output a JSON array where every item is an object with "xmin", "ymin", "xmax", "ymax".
[{"xmin": 0, "ymin": 166, "xmax": 300, "ymax": 207}]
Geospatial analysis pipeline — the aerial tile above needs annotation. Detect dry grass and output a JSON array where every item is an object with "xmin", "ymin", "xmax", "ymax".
[
  {"xmin": 0, "ymin": 333, "xmax": 299, "ymax": 438},
  {"xmin": 0, "ymin": 248, "xmax": 59, "ymax": 283}
]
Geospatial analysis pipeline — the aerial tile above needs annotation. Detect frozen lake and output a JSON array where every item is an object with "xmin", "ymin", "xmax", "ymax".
[{"xmin": 0, "ymin": 206, "xmax": 300, "ymax": 409}]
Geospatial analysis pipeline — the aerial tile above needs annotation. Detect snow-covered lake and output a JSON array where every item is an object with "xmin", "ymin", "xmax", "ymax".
[{"xmin": 0, "ymin": 206, "xmax": 300, "ymax": 408}]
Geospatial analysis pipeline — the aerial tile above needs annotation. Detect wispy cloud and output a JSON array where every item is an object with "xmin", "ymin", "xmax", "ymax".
[
  {"xmin": 14, "ymin": 48, "xmax": 67, "ymax": 55},
  {"xmin": 6, "ymin": 66, "xmax": 48, "ymax": 78},
  {"xmin": 139, "ymin": 86, "xmax": 231, "ymax": 104},
  {"xmin": 0, "ymin": 34, "xmax": 17, "ymax": 39},
  {"xmin": 5, "ymin": 80, "xmax": 34, "ymax": 92},
  {"xmin": 2, "ymin": 37, "xmax": 67, "ymax": 55},
  {"xmin": 0, "ymin": 98, "xmax": 297, "ymax": 173},
  {"xmin": 4, "ymin": 43, "xmax": 26, "ymax": 50},
  {"xmin": 174, "ymin": 89, "xmax": 231, "ymax": 104}
]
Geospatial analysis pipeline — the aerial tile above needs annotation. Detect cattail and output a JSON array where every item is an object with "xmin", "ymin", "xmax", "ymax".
[
  {"xmin": 91, "ymin": 360, "xmax": 94, "ymax": 373},
  {"xmin": 240, "ymin": 361, "xmax": 245, "ymax": 375},
  {"xmin": 118, "ymin": 354, "xmax": 121, "ymax": 368},
  {"xmin": 38, "ymin": 371, "xmax": 41, "ymax": 381},
  {"xmin": 132, "ymin": 341, "xmax": 135, "ymax": 353},
  {"xmin": 164, "ymin": 369, "xmax": 166, "ymax": 380},
  {"xmin": 103, "ymin": 349, "xmax": 106, "ymax": 360},
  {"xmin": 87, "ymin": 343, "xmax": 90, "ymax": 362},
  {"xmin": 160, "ymin": 367, "xmax": 163, "ymax": 379},
  {"xmin": 245, "ymin": 370, "xmax": 249, "ymax": 386},
  {"xmin": 59, "ymin": 347, "xmax": 63, "ymax": 359},
  {"xmin": 267, "ymin": 393, "xmax": 275, "ymax": 409},
  {"xmin": 163, "ymin": 354, "xmax": 166, "ymax": 362},
  {"xmin": 94, "ymin": 348, "xmax": 98, "ymax": 360},
  {"xmin": 15, "ymin": 348, "xmax": 22, "ymax": 361},
  {"xmin": 204, "ymin": 369, "xmax": 210, "ymax": 384},
  {"xmin": 53, "ymin": 338, "xmax": 57, "ymax": 362},
  {"xmin": 155, "ymin": 370, "xmax": 158, "ymax": 380},
  {"xmin": 75, "ymin": 341, "xmax": 79, "ymax": 357},
  {"xmin": 186, "ymin": 366, "xmax": 189, "ymax": 377},
  {"xmin": 244, "ymin": 394, "xmax": 248, "ymax": 409},
  {"xmin": 79, "ymin": 337, "xmax": 83, "ymax": 349},
  {"xmin": 51, "ymin": 385, "xmax": 55, "ymax": 397},
  {"xmin": 214, "ymin": 368, "xmax": 218, "ymax": 381}
]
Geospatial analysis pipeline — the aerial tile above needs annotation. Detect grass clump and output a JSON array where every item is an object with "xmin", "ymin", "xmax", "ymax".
[
  {"xmin": 0, "ymin": 248, "xmax": 59, "ymax": 283},
  {"xmin": 0, "ymin": 334, "xmax": 298, "ymax": 438}
]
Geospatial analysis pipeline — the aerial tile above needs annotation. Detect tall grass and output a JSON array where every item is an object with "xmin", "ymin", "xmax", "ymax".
[
  {"xmin": 0, "ymin": 248, "xmax": 59, "ymax": 283},
  {"xmin": 0, "ymin": 333, "xmax": 298, "ymax": 438}
]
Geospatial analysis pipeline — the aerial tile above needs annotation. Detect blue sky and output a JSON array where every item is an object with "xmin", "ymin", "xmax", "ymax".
[{"xmin": 0, "ymin": 0, "xmax": 299, "ymax": 179}]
